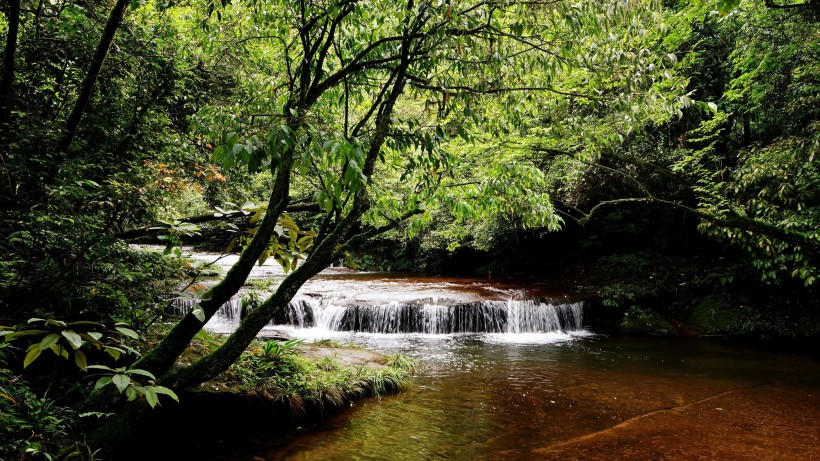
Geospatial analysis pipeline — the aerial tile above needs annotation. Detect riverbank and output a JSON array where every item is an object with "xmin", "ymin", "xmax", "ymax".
[{"xmin": 116, "ymin": 332, "xmax": 416, "ymax": 459}]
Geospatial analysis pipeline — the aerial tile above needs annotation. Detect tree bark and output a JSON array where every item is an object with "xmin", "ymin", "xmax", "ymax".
[
  {"xmin": 132, "ymin": 154, "xmax": 295, "ymax": 377},
  {"xmin": 0, "ymin": 0, "xmax": 20, "ymax": 131},
  {"xmin": 57, "ymin": 0, "xmax": 131, "ymax": 153}
]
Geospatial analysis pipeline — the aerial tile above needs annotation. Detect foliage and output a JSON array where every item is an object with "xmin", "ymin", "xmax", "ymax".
[
  {"xmin": 0, "ymin": 344, "xmax": 75, "ymax": 460},
  {"xmin": 262, "ymin": 338, "xmax": 304, "ymax": 365},
  {"xmin": 1, "ymin": 318, "xmax": 178, "ymax": 409},
  {"xmin": 86, "ymin": 364, "xmax": 178, "ymax": 409},
  {"xmin": 216, "ymin": 341, "xmax": 415, "ymax": 414},
  {"xmin": 0, "ymin": 218, "xmax": 186, "ymax": 327},
  {"xmin": 228, "ymin": 208, "xmax": 317, "ymax": 272},
  {"xmin": 1, "ymin": 0, "xmax": 818, "ymax": 450},
  {"xmin": 620, "ymin": 306, "xmax": 675, "ymax": 336}
]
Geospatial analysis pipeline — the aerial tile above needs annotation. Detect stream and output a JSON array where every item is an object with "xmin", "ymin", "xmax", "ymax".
[{"xmin": 163, "ymin": 248, "xmax": 820, "ymax": 460}]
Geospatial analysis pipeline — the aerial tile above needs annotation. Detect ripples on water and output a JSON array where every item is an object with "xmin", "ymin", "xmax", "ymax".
[{"xmin": 198, "ymin": 333, "xmax": 820, "ymax": 461}]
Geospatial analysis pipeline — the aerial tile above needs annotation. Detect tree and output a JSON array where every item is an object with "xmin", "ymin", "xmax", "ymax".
[
  {"xmin": 528, "ymin": 0, "xmax": 820, "ymax": 285},
  {"xmin": 81, "ymin": 0, "xmax": 685, "ymax": 444}
]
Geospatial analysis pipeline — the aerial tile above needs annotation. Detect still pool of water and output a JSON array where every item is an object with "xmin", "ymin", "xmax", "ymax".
[{"xmin": 201, "ymin": 334, "xmax": 820, "ymax": 461}]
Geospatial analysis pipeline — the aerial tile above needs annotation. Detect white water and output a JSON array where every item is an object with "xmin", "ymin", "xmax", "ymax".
[
  {"xmin": 156, "ymin": 245, "xmax": 587, "ymax": 340},
  {"xmin": 174, "ymin": 295, "xmax": 585, "ymax": 336}
]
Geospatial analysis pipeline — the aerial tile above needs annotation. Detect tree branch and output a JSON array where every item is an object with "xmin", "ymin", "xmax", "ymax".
[{"xmin": 116, "ymin": 203, "xmax": 322, "ymax": 240}]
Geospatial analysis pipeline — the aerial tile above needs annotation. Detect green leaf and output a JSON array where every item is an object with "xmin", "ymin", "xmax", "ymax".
[
  {"xmin": 716, "ymin": 0, "xmax": 740, "ymax": 15},
  {"xmin": 94, "ymin": 376, "xmax": 113, "ymax": 390},
  {"xmin": 50, "ymin": 344, "xmax": 69, "ymax": 359},
  {"xmin": 147, "ymin": 385, "xmax": 179, "ymax": 403},
  {"xmin": 112, "ymin": 374, "xmax": 131, "ymax": 393},
  {"xmin": 81, "ymin": 331, "xmax": 104, "ymax": 343},
  {"xmin": 5, "ymin": 330, "xmax": 48, "ymax": 341},
  {"xmin": 23, "ymin": 348, "xmax": 41, "ymax": 368},
  {"xmin": 125, "ymin": 368, "xmax": 157, "ymax": 380},
  {"xmin": 104, "ymin": 346, "xmax": 123, "ymax": 360},
  {"xmin": 67, "ymin": 320, "xmax": 105, "ymax": 327},
  {"xmin": 74, "ymin": 349, "xmax": 88, "ymax": 370},
  {"xmin": 115, "ymin": 327, "xmax": 140, "ymax": 340},
  {"xmin": 38, "ymin": 334, "xmax": 61, "ymax": 351},
  {"xmin": 61, "ymin": 330, "xmax": 84, "ymax": 349},
  {"xmin": 145, "ymin": 388, "xmax": 159, "ymax": 409},
  {"xmin": 86, "ymin": 364, "xmax": 116, "ymax": 372},
  {"xmin": 192, "ymin": 306, "xmax": 206, "ymax": 323}
]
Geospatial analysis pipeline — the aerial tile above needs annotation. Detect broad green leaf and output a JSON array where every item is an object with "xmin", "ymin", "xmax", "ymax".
[
  {"xmin": 67, "ymin": 321, "xmax": 105, "ymax": 327},
  {"xmin": 50, "ymin": 344, "xmax": 69, "ymax": 359},
  {"xmin": 115, "ymin": 327, "xmax": 140, "ymax": 340},
  {"xmin": 74, "ymin": 349, "xmax": 88, "ymax": 370},
  {"xmin": 38, "ymin": 334, "xmax": 61, "ymax": 351},
  {"xmin": 105, "ymin": 346, "xmax": 123, "ymax": 360},
  {"xmin": 86, "ymin": 364, "xmax": 116, "ymax": 372},
  {"xmin": 112, "ymin": 374, "xmax": 131, "ymax": 393},
  {"xmin": 61, "ymin": 330, "xmax": 83, "ymax": 349},
  {"xmin": 145, "ymin": 388, "xmax": 159, "ymax": 409},
  {"xmin": 81, "ymin": 331, "xmax": 104, "ymax": 343},
  {"xmin": 94, "ymin": 376, "xmax": 113, "ymax": 390},
  {"xmin": 5, "ymin": 330, "xmax": 48, "ymax": 341},
  {"xmin": 147, "ymin": 386, "xmax": 179, "ymax": 403},
  {"xmin": 192, "ymin": 306, "xmax": 206, "ymax": 323},
  {"xmin": 125, "ymin": 368, "xmax": 157, "ymax": 380},
  {"xmin": 23, "ymin": 348, "xmax": 41, "ymax": 368}
]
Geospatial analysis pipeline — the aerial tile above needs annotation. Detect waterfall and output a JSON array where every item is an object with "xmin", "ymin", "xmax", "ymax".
[{"xmin": 173, "ymin": 296, "xmax": 584, "ymax": 334}]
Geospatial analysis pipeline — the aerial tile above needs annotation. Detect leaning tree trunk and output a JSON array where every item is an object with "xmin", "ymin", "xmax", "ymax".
[
  {"xmin": 157, "ymin": 32, "xmax": 412, "ymax": 390},
  {"xmin": 130, "ymin": 157, "xmax": 295, "ymax": 378},
  {"xmin": 0, "ymin": 0, "xmax": 21, "ymax": 131}
]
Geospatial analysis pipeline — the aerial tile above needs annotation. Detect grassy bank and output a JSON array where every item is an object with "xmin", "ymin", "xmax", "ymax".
[{"xmin": 181, "ymin": 332, "xmax": 416, "ymax": 414}]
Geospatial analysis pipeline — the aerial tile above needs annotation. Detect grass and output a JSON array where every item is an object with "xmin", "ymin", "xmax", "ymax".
[
  {"xmin": 201, "ymin": 338, "xmax": 417, "ymax": 415},
  {"xmin": 244, "ymin": 278, "xmax": 277, "ymax": 290},
  {"xmin": 311, "ymin": 338, "xmax": 364, "ymax": 349}
]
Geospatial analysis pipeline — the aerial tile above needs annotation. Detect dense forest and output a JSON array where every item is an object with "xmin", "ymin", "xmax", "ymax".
[{"xmin": 1, "ymin": 0, "xmax": 818, "ymax": 458}]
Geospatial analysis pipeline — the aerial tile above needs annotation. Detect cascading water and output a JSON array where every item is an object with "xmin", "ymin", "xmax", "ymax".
[{"xmin": 173, "ymin": 295, "xmax": 584, "ymax": 334}]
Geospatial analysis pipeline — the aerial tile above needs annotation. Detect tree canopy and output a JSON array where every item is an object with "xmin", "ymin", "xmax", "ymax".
[{"xmin": 0, "ymin": 0, "xmax": 818, "ymax": 456}]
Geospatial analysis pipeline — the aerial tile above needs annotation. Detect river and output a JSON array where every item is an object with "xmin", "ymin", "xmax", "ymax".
[{"xmin": 164, "ymin": 248, "xmax": 820, "ymax": 460}]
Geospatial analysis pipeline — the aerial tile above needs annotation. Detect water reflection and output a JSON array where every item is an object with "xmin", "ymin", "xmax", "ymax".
[{"xmin": 202, "ymin": 335, "xmax": 820, "ymax": 461}]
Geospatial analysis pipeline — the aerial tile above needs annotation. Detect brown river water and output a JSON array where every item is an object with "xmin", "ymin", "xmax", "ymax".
[
  {"xmin": 196, "ymin": 334, "xmax": 820, "ymax": 461},
  {"xmin": 152, "ymin": 248, "xmax": 820, "ymax": 460}
]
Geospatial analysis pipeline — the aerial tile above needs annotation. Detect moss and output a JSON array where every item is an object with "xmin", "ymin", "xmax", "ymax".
[{"xmin": 620, "ymin": 306, "xmax": 676, "ymax": 336}]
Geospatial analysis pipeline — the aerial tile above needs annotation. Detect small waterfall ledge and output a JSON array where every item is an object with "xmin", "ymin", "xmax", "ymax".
[{"xmin": 174, "ymin": 296, "xmax": 585, "ymax": 335}]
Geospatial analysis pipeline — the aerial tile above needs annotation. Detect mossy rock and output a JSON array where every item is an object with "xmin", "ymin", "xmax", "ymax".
[{"xmin": 620, "ymin": 306, "xmax": 676, "ymax": 336}]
